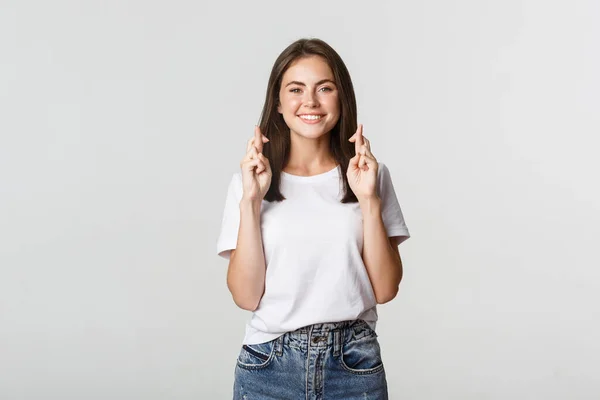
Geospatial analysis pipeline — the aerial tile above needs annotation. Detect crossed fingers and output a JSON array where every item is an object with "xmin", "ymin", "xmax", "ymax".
[
  {"xmin": 242, "ymin": 125, "xmax": 270, "ymax": 174},
  {"xmin": 349, "ymin": 124, "xmax": 375, "ymax": 170}
]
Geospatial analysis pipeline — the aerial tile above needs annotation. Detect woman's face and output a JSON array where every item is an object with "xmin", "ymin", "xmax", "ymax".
[{"xmin": 277, "ymin": 55, "xmax": 340, "ymax": 140}]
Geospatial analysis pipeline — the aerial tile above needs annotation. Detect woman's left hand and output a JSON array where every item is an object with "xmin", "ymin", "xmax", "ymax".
[{"xmin": 347, "ymin": 123, "xmax": 379, "ymax": 202}]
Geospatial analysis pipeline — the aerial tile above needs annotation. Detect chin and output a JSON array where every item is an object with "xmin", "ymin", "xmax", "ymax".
[
  {"xmin": 292, "ymin": 126, "xmax": 331, "ymax": 139},
  {"xmin": 287, "ymin": 120, "xmax": 336, "ymax": 138}
]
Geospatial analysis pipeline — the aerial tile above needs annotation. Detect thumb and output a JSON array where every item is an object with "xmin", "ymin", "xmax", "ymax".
[
  {"xmin": 258, "ymin": 153, "xmax": 272, "ymax": 173},
  {"xmin": 363, "ymin": 153, "xmax": 376, "ymax": 169}
]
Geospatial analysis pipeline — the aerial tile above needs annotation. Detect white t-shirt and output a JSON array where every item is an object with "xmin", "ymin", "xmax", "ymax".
[{"xmin": 216, "ymin": 162, "xmax": 410, "ymax": 345}]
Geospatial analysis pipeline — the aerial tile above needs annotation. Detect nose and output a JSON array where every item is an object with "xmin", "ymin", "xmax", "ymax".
[{"xmin": 304, "ymin": 91, "xmax": 319, "ymax": 108}]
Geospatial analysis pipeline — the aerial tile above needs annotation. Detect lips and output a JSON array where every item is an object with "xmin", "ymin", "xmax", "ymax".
[{"xmin": 298, "ymin": 114, "xmax": 325, "ymax": 124}]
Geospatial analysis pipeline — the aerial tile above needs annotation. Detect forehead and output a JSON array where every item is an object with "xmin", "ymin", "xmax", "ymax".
[{"xmin": 281, "ymin": 56, "xmax": 334, "ymax": 83}]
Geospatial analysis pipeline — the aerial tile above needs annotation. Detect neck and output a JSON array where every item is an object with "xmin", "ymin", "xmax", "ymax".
[{"xmin": 284, "ymin": 130, "xmax": 337, "ymax": 175}]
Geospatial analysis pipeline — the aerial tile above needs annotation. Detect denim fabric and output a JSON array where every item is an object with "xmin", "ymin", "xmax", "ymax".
[{"xmin": 233, "ymin": 319, "xmax": 388, "ymax": 400}]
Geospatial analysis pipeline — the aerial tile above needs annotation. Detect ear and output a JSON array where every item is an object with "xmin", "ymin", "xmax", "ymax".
[{"xmin": 277, "ymin": 102, "xmax": 282, "ymax": 114}]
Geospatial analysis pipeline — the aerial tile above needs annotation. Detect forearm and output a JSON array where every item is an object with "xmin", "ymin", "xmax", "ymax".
[
  {"xmin": 360, "ymin": 196, "xmax": 403, "ymax": 304},
  {"xmin": 226, "ymin": 198, "xmax": 266, "ymax": 311}
]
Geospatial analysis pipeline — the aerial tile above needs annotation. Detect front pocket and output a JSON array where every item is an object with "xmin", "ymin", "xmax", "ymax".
[
  {"xmin": 236, "ymin": 340, "xmax": 275, "ymax": 370},
  {"xmin": 339, "ymin": 333, "xmax": 385, "ymax": 375},
  {"xmin": 242, "ymin": 345, "xmax": 269, "ymax": 361}
]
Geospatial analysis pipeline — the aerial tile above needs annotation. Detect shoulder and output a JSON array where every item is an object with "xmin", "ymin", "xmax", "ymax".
[
  {"xmin": 375, "ymin": 162, "xmax": 398, "ymax": 196},
  {"xmin": 377, "ymin": 161, "xmax": 391, "ymax": 181}
]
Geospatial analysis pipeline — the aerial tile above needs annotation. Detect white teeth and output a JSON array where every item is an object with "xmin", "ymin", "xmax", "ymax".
[{"xmin": 299, "ymin": 115, "xmax": 323, "ymax": 120}]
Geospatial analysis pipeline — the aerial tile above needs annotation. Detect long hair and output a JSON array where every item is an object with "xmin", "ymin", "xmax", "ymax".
[{"xmin": 259, "ymin": 38, "xmax": 359, "ymax": 203}]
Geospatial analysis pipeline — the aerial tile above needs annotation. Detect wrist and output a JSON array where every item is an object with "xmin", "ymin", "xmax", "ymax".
[
  {"xmin": 358, "ymin": 195, "xmax": 382, "ymax": 215},
  {"xmin": 240, "ymin": 197, "xmax": 262, "ymax": 213}
]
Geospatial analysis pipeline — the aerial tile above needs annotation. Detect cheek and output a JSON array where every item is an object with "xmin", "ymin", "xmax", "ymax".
[
  {"xmin": 282, "ymin": 97, "xmax": 302, "ymax": 112},
  {"xmin": 322, "ymin": 95, "xmax": 340, "ymax": 112}
]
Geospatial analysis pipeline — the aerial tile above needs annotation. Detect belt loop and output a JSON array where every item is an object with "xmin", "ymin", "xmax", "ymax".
[
  {"xmin": 275, "ymin": 334, "xmax": 284, "ymax": 357},
  {"xmin": 333, "ymin": 329, "xmax": 341, "ymax": 357}
]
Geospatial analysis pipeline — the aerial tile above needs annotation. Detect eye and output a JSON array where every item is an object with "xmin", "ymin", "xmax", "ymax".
[
  {"xmin": 290, "ymin": 88, "xmax": 301, "ymax": 93},
  {"xmin": 320, "ymin": 87, "xmax": 333, "ymax": 92}
]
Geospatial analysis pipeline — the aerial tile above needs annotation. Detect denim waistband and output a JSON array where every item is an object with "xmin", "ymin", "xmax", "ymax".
[{"xmin": 273, "ymin": 319, "xmax": 375, "ymax": 356}]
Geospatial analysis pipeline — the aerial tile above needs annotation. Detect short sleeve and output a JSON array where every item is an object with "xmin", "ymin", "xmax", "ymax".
[
  {"xmin": 216, "ymin": 172, "xmax": 243, "ymax": 260},
  {"xmin": 377, "ymin": 162, "xmax": 410, "ymax": 246}
]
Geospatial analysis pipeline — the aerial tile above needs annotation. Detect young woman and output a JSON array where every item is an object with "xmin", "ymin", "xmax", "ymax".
[{"xmin": 217, "ymin": 38, "xmax": 410, "ymax": 400}]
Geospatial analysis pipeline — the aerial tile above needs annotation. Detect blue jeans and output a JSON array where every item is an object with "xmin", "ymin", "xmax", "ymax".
[{"xmin": 233, "ymin": 319, "xmax": 388, "ymax": 399}]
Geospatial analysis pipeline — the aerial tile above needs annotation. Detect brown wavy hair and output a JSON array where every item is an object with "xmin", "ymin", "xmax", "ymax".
[{"xmin": 259, "ymin": 38, "xmax": 359, "ymax": 203}]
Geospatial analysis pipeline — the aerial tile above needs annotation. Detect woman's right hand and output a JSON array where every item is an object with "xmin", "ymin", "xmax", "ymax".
[{"xmin": 240, "ymin": 125, "xmax": 272, "ymax": 203}]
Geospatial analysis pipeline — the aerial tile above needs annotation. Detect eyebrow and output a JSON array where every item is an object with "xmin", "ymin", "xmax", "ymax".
[{"xmin": 284, "ymin": 79, "xmax": 336, "ymax": 88}]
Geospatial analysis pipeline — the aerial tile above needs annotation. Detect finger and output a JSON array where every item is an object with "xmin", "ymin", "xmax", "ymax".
[
  {"xmin": 362, "ymin": 145, "xmax": 377, "ymax": 168},
  {"xmin": 364, "ymin": 152, "xmax": 376, "ymax": 164},
  {"xmin": 245, "ymin": 144, "xmax": 258, "ymax": 160},
  {"xmin": 361, "ymin": 144, "xmax": 375, "ymax": 159},
  {"xmin": 243, "ymin": 146, "xmax": 259, "ymax": 165},
  {"xmin": 348, "ymin": 153, "xmax": 360, "ymax": 170},
  {"xmin": 359, "ymin": 154, "xmax": 366, "ymax": 170},
  {"xmin": 254, "ymin": 126, "xmax": 264, "ymax": 154},
  {"xmin": 360, "ymin": 144, "xmax": 376, "ymax": 162},
  {"xmin": 362, "ymin": 153, "xmax": 377, "ymax": 171},
  {"xmin": 363, "ymin": 136, "xmax": 371, "ymax": 151},
  {"xmin": 247, "ymin": 137, "xmax": 257, "ymax": 154},
  {"xmin": 256, "ymin": 161, "xmax": 266, "ymax": 175},
  {"xmin": 241, "ymin": 152, "xmax": 251, "ymax": 166},
  {"xmin": 258, "ymin": 153, "xmax": 272, "ymax": 173},
  {"xmin": 354, "ymin": 124, "xmax": 364, "ymax": 155},
  {"xmin": 348, "ymin": 124, "xmax": 359, "ymax": 142},
  {"xmin": 242, "ymin": 146, "xmax": 254, "ymax": 164},
  {"xmin": 257, "ymin": 125, "xmax": 269, "ymax": 144},
  {"xmin": 363, "ymin": 145, "xmax": 376, "ymax": 161},
  {"xmin": 359, "ymin": 144, "xmax": 374, "ymax": 169},
  {"xmin": 256, "ymin": 160, "xmax": 266, "ymax": 174},
  {"xmin": 348, "ymin": 123, "xmax": 362, "ymax": 144},
  {"xmin": 242, "ymin": 157, "xmax": 260, "ymax": 172},
  {"xmin": 244, "ymin": 157, "xmax": 266, "ymax": 174},
  {"xmin": 361, "ymin": 151, "xmax": 375, "ymax": 164},
  {"xmin": 255, "ymin": 154, "xmax": 268, "ymax": 174}
]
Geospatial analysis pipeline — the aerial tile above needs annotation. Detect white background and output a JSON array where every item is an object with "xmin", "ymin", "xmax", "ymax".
[{"xmin": 1, "ymin": 0, "xmax": 599, "ymax": 399}]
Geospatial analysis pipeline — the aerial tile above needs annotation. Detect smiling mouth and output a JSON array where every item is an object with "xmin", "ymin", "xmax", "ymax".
[{"xmin": 298, "ymin": 114, "xmax": 325, "ymax": 121}]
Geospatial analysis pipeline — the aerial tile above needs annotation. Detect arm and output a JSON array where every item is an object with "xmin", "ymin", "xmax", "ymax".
[
  {"xmin": 226, "ymin": 198, "xmax": 266, "ymax": 311},
  {"xmin": 360, "ymin": 196, "xmax": 403, "ymax": 304}
]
